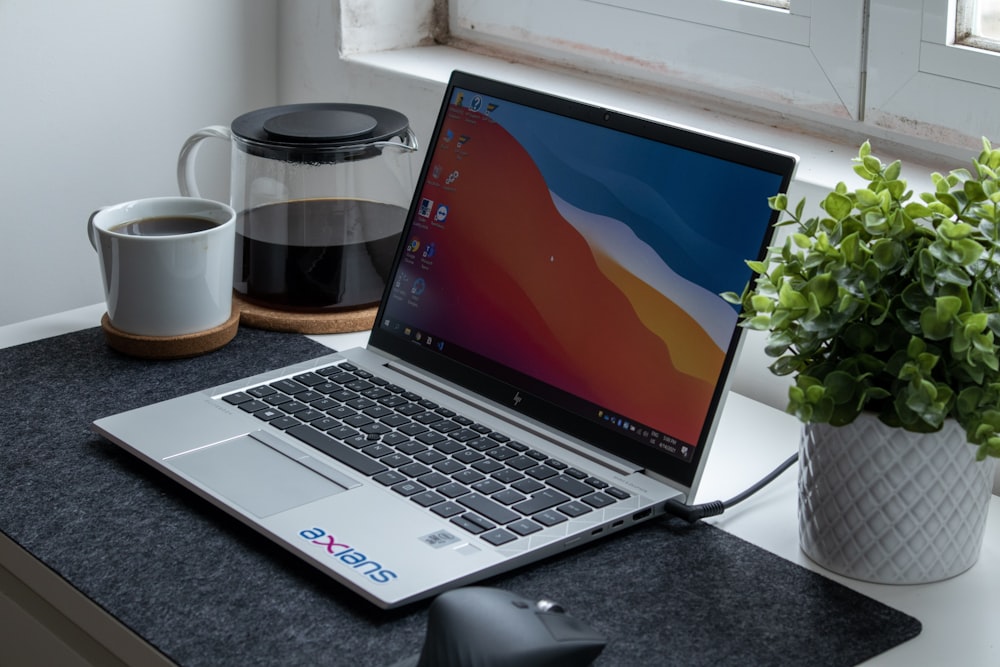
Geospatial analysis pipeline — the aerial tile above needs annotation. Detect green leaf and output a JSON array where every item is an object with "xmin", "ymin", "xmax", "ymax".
[{"xmin": 823, "ymin": 192, "xmax": 853, "ymax": 221}]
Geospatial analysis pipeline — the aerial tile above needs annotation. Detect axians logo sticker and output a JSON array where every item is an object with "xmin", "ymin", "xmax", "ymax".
[{"xmin": 299, "ymin": 527, "xmax": 398, "ymax": 584}]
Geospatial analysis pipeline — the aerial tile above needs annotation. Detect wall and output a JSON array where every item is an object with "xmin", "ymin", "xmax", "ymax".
[{"xmin": 0, "ymin": 0, "xmax": 278, "ymax": 327}]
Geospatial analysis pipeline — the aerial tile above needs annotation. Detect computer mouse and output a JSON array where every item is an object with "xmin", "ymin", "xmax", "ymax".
[{"xmin": 390, "ymin": 586, "xmax": 607, "ymax": 667}]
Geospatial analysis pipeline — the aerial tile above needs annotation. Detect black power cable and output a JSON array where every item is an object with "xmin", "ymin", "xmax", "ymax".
[{"xmin": 665, "ymin": 453, "xmax": 798, "ymax": 523}]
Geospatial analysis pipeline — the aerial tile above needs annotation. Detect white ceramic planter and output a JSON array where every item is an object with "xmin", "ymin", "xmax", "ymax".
[{"xmin": 799, "ymin": 413, "xmax": 995, "ymax": 584}]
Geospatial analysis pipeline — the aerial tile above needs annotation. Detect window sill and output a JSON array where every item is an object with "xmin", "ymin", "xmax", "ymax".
[{"xmin": 345, "ymin": 44, "xmax": 951, "ymax": 199}]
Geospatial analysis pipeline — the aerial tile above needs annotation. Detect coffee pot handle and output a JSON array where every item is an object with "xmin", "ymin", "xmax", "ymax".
[{"xmin": 177, "ymin": 125, "xmax": 231, "ymax": 198}]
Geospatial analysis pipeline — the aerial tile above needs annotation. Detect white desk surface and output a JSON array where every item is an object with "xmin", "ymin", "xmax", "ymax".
[{"xmin": 2, "ymin": 303, "xmax": 998, "ymax": 666}]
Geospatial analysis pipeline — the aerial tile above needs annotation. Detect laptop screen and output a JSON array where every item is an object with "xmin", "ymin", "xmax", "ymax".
[{"xmin": 371, "ymin": 71, "xmax": 796, "ymax": 490}]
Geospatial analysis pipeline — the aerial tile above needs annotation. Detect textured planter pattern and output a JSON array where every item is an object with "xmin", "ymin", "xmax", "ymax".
[{"xmin": 799, "ymin": 414, "xmax": 995, "ymax": 584}]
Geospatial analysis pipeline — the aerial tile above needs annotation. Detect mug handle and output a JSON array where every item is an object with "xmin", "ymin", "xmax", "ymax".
[
  {"xmin": 177, "ymin": 125, "xmax": 231, "ymax": 198},
  {"xmin": 86, "ymin": 209, "xmax": 104, "ymax": 250}
]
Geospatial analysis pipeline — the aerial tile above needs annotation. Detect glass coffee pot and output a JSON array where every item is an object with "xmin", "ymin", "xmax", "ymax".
[{"xmin": 178, "ymin": 103, "xmax": 418, "ymax": 312}]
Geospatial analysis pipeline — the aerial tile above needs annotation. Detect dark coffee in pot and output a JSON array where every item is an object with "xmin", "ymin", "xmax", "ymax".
[{"xmin": 234, "ymin": 198, "xmax": 404, "ymax": 310}]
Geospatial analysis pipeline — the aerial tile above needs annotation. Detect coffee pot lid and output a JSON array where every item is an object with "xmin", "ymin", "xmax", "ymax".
[{"xmin": 231, "ymin": 103, "xmax": 410, "ymax": 162}]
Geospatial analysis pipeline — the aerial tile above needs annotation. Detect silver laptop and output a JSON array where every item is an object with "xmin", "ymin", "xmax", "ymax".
[{"xmin": 93, "ymin": 71, "xmax": 797, "ymax": 609}]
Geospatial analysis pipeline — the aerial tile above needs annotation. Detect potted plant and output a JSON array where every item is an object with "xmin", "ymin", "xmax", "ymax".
[{"xmin": 724, "ymin": 139, "xmax": 1000, "ymax": 583}]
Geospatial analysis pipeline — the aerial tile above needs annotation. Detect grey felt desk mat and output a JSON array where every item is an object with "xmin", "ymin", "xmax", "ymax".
[{"xmin": 0, "ymin": 326, "xmax": 921, "ymax": 666}]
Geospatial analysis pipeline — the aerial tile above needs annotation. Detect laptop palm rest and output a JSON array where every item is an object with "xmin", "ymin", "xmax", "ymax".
[{"xmin": 167, "ymin": 432, "xmax": 356, "ymax": 518}]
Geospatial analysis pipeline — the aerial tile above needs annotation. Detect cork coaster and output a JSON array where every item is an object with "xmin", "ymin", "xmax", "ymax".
[
  {"xmin": 101, "ymin": 309, "xmax": 241, "ymax": 360},
  {"xmin": 234, "ymin": 293, "xmax": 377, "ymax": 334}
]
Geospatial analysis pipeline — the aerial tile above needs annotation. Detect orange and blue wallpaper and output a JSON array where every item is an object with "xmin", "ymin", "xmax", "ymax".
[{"xmin": 387, "ymin": 91, "xmax": 783, "ymax": 448}]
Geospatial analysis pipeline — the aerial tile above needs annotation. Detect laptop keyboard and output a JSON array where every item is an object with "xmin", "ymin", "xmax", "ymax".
[{"xmin": 219, "ymin": 361, "xmax": 630, "ymax": 547}]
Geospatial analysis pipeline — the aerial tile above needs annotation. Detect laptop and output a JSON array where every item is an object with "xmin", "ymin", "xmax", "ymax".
[{"xmin": 93, "ymin": 71, "xmax": 797, "ymax": 609}]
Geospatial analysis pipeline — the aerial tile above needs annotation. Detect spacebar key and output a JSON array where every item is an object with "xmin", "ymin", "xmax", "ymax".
[{"xmin": 287, "ymin": 425, "xmax": 387, "ymax": 476}]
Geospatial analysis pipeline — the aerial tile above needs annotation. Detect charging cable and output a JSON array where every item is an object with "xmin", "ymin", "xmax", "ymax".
[{"xmin": 665, "ymin": 453, "xmax": 798, "ymax": 522}]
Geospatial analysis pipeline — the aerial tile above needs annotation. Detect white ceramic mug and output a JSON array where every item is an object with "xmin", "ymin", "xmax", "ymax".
[{"xmin": 88, "ymin": 197, "xmax": 236, "ymax": 337}]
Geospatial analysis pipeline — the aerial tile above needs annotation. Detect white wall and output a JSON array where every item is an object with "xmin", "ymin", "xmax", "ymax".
[{"xmin": 0, "ymin": 0, "xmax": 278, "ymax": 327}]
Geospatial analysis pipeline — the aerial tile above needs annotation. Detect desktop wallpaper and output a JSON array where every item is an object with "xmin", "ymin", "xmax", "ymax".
[{"xmin": 387, "ymin": 90, "xmax": 783, "ymax": 447}]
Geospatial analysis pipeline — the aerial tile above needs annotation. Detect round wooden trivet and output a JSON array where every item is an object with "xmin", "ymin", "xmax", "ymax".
[
  {"xmin": 233, "ymin": 293, "xmax": 377, "ymax": 334},
  {"xmin": 101, "ymin": 309, "xmax": 241, "ymax": 360}
]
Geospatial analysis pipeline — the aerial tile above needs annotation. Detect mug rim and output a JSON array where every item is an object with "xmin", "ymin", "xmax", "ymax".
[{"xmin": 93, "ymin": 196, "xmax": 235, "ymax": 240}]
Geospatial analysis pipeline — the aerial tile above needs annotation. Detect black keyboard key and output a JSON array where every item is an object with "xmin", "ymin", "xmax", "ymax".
[
  {"xmin": 450, "ymin": 514, "xmax": 490, "ymax": 535},
  {"xmin": 449, "ymin": 428, "xmax": 480, "ymax": 442},
  {"xmin": 546, "ymin": 459, "xmax": 568, "ymax": 470},
  {"xmin": 296, "ymin": 409, "xmax": 327, "ymax": 423},
  {"xmin": 416, "ymin": 431, "xmax": 447, "ymax": 446},
  {"xmin": 417, "ymin": 472, "xmax": 451, "ymax": 488},
  {"xmin": 586, "ymin": 477, "xmax": 609, "ymax": 489},
  {"xmin": 264, "ymin": 392, "xmax": 294, "ymax": 411},
  {"xmin": 534, "ymin": 509, "xmax": 568, "ymax": 526},
  {"xmin": 452, "ymin": 468, "xmax": 484, "ymax": 485},
  {"xmin": 558, "ymin": 501, "xmax": 592, "ymax": 517},
  {"xmin": 548, "ymin": 474, "xmax": 596, "ymax": 498},
  {"xmin": 414, "ymin": 411, "xmax": 443, "ymax": 424},
  {"xmin": 467, "ymin": 437, "xmax": 498, "ymax": 452},
  {"xmin": 526, "ymin": 449, "xmax": 547, "ymax": 461},
  {"xmin": 400, "ymin": 462, "xmax": 432, "ymax": 478},
  {"xmin": 437, "ymin": 482, "xmax": 470, "ymax": 499},
  {"xmin": 374, "ymin": 470, "xmax": 407, "ymax": 486},
  {"xmin": 391, "ymin": 480, "xmax": 426, "ymax": 497},
  {"xmin": 471, "ymin": 479, "xmax": 505, "ymax": 495},
  {"xmin": 223, "ymin": 392, "xmax": 254, "ymax": 405},
  {"xmin": 472, "ymin": 459, "xmax": 504, "ymax": 474},
  {"xmin": 433, "ymin": 459, "xmax": 465, "ymax": 475},
  {"xmin": 481, "ymin": 529, "xmax": 517, "ymax": 546},
  {"xmin": 432, "ymin": 420, "xmax": 461, "ymax": 434},
  {"xmin": 269, "ymin": 416, "xmax": 301, "ymax": 430},
  {"xmin": 237, "ymin": 399, "xmax": 269, "ymax": 413},
  {"xmin": 487, "ymin": 446, "xmax": 518, "ymax": 461},
  {"xmin": 361, "ymin": 443, "xmax": 394, "ymax": 458},
  {"xmin": 525, "ymin": 465, "xmax": 557, "ymax": 481},
  {"xmin": 458, "ymin": 493, "xmax": 520, "ymax": 525},
  {"xmin": 414, "ymin": 450, "xmax": 446, "ymax": 465},
  {"xmin": 399, "ymin": 422, "xmax": 429, "ymax": 436},
  {"xmin": 512, "ymin": 478, "xmax": 545, "ymax": 494},
  {"xmin": 582, "ymin": 492, "xmax": 615, "ymax": 508},
  {"xmin": 492, "ymin": 469, "xmax": 524, "ymax": 484},
  {"xmin": 343, "ymin": 414, "xmax": 374, "ymax": 428},
  {"xmin": 381, "ymin": 453, "xmax": 413, "ymax": 468},
  {"xmin": 411, "ymin": 490, "xmax": 445, "ymax": 507},
  {"xmin": 431, "ymin": 439, "xmax": 464, "ymax": 454},
  {"xmin": 507, "ymin": 441, "xmax": 528, "ymax": 452},
  {"xmin": 492, "ymin": 489, "xmax": 526, "ymax": 505},
  {"xmin": 507, "ymin": 455, "xmax": 537, "ymax": 471},
  {"xmin": 247, "ymin": 386, "xmax": 277, "ymax": 398},
  {"xmin": 453, "ymin": 449, "xmax": 485, "ymax": 464},
  {"xmin": 513, "ymin": 489, "xmax": 570, "ymax": 515},
  {"xmin": 381, "ymin": 432, "xmax": 412, "ymax": 446},
  {"xmin": 565, "ymin": 467, "xmax": 588, "ymax": 479},
  {"xmin": 271, "ymin": 378, "xmax": 308, "ymax": 395},
  {"xmin": 394, "ymin": 440, "xmax": 426, "ymax": 455},
  {"xmin": 293, "ymin": 390, "xmax": 324, "ymax": 403},
  {"xmin": 606, "ymin": 487, "xmax": 631, "ymax": 500},
  {"xmin": 287, "ymin": 425, "xmax": 387, "ymax": 476},
  {"xmin": 431, "ymin": 501, "xmax": 465, "ymax": 518},
  {"xmin": 254, "ymin": 408, "xmax": 285, "ymax": 421},
  {"xmin": 508, "ymin": 519, "xmax": 543, "ymax": 536}
]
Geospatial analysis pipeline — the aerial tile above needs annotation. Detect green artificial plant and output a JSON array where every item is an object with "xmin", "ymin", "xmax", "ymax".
[{"xmin": 725, "ymin": 139, "xmax": 1000, "ymax": 460}]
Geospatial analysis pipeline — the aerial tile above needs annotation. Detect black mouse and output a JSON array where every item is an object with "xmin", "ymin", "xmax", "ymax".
[{"xmin": 390, "ymin": 586, "xmax": 607, "ymax": 667}]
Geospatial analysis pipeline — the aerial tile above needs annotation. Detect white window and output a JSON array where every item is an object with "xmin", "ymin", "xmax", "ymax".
[{"xmin": 450, "ymin": 0, "xmax": 1000, "ymax": 149}]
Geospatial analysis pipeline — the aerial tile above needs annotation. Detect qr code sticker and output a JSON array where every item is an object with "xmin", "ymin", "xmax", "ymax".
[{"xmin": 420, "ymin": 530, "xmax": 460, "ymax": 549}]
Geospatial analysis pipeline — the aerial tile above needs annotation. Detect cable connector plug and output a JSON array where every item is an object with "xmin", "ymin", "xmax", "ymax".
[{"xmin": 665, "ymin": 498, "xmax": 725, "ymax": 523}]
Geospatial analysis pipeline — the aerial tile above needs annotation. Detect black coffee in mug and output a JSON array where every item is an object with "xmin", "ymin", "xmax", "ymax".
[
  {"xmin": 234, "ymin": 198, "xmax": 404, "ymax": 311},
  {"xmin": 110, "ymin": 216, "xmax": 219, "ymax": 236}
]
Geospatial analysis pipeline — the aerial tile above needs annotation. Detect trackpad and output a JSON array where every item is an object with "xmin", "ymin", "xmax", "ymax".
[{"xmin": 168, "ymin": 434, "xmax": 346, "ymax": 518}]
